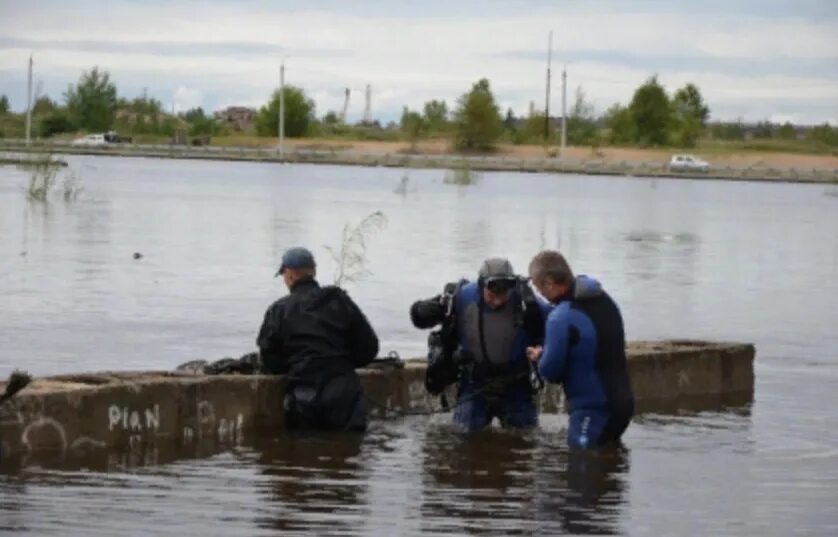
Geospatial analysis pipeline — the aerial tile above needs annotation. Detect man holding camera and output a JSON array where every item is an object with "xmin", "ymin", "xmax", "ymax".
[{"xmin": 410, "ymin": 257, "xmax": 546, "ymax": 431}]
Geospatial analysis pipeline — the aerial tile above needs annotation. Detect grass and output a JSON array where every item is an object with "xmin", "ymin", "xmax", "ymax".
[
  {"xmin": 443, "ymin": 162, "xmax": 481, "ymax": 186},
  {"xmin": 22, "ymin": 153, "xmax": 82, "ymax": 203},
  {"xmin": 25, "ymin": 155, "xmax": 60, "ymax": 202},
  {"xmin": 323, "ymin": 211, "xmax": 388, "ymax": 287},
  {"xmin": 697, "ymin": 138, "xmax": 837, "ymax": 156}
]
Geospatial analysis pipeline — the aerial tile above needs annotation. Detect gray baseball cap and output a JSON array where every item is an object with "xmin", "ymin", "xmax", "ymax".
[
  {"xmin": 478, "ymin": 257, "xmax": 515, "ymax": 282},
  {"xmin": 275, "ymin": 247, "xmax": 316, "ymax": 277}
]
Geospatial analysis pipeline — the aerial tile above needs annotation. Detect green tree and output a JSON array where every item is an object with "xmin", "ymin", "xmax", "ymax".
[
  {"xmin": 777, "ymin": 122, "xmax": 797, "ymax": 140},
  {"xmin": 256, "ymin": 86, "xmax": 315, "ymax": 138},
  {"xmin": 629, "ymin": 76, "xmax": 670, "ymax": 146},
  {"xmin": 400, "ymin": 107, "xmax": 426, "ymax": 147},
  {"xmin": 64, "ymin": 67, "xmax": 118, "ymax": 132},
  {"xmin": 567, "ymin": 86, "xmax": 598, "ymax": 145},
  {"xmin": 0, "ymin": 94, "xmax": 9, "ymax": 114},
  {"xmin": 322, "ymin": 111, "xmax": 339, "ymax": 126},
  {"xmin": 32, "ymin": 96, "xmax": 57, "ymax": 117},
  {"xmin": 116, "ymin": 94, "xmax": 166, "ymax": 135},
  {"xmin": 603, "ymin": 103, "xmax": 636, "ymax": 145},
  {"xmin": 808, "ymin": 123, "xmax": 838, "ymax": 147},
  {"xmin": 423, "ymin": 99, "xmax": 448, "ymax": 132},
  {"xmin": 753, "ymin": 121, "xmax": 774, "ymax": 139},
  {"xmin": 182, "ymin": 107, "xmax": 218, "ymax": 137},
  {"xmin": 503, "ymin": 108, "xmax": 517, "ymax": 132},
  {"xmin": 671, "ymin": 83, "xmax": 709, "ymax": 147},
  {"xmin": 453, "ymin": 78, "xmax": 503, "ymax": 151},
  {"xmin": 511, "ymin": 112, "xmax": 545, "ymax": 144},
  {"xmin": 40, "ymin": 109, "xmax": 76, "ymax": 137},
  {"xmin": 710, "ymin": 121, "xmax": 744, "ymax": 141}
]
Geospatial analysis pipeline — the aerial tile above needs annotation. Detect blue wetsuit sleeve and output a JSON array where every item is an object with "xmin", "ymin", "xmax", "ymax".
[
  {"xmin": 535, "ymin": 294, "xmax": 553, "ymax": 317},
  {"xmin": 539, "ymin": 304, "xmax": 571, "ymax": 382}
]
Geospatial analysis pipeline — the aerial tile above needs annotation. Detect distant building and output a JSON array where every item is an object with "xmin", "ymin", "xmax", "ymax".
[{"xmin": 213, "ymin": 106, "xmax": 257, "ymax": 132}]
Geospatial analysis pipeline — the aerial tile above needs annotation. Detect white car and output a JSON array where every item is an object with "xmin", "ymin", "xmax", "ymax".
[
  {"xmin": 669, "ymin": 154, "xmax": 710, "ymax": 173},
  {"xmin": 70, "ymin": 134, "xmax": 108, "ymax": 147}
]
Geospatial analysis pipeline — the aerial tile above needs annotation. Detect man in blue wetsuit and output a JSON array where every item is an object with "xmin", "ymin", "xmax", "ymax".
[
  {"xmin": 410, "ymin": 257, "xmax": 545, "ymax": 431},
  {"xmin": 526, "ymin": 250, "xmax": 634, "ymax": 449}
]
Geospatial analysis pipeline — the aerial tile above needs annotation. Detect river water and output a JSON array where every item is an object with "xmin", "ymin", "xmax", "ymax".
[{"xmin": 1, "ymin": 156, "xmax": 836, "ymax": 535}]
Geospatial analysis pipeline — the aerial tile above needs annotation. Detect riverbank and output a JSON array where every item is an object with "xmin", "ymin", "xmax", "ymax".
[{"xmin": 2, "ymin": 139, "xmax": 836, "ymax": 184}]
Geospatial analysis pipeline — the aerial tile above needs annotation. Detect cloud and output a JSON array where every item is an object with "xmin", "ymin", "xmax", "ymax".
[
  {"xmin": 0, "ymin": 0, "xmax": 836, "ymax": 124},
  {"xmin": 0, "ymin": 37, "xmax": 352, "ymax": 59},
  {"xmin": 173, "ymin": 86, "xmax": 203, "ymax": 112}
]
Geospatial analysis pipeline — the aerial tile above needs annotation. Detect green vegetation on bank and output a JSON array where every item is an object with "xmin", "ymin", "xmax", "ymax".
[{"xmin": 1, "ymin": 66, "xmax": 836, "ymax": 156}]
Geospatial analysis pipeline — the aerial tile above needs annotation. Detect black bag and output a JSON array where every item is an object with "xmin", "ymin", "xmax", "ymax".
[{"xmin": 425, "ymin": 330, "xmax": 459, "ymax": 395}]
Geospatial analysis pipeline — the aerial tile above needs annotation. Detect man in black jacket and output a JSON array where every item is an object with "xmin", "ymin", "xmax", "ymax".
[{"xmin": 257, "ymin": 247, "xmax": 379, "ymax": 432}]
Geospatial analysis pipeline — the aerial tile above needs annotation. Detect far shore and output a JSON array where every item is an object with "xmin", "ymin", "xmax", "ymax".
[{"xmin": 1, "ymin": 138, "xmax": 836, "ymax": 185}]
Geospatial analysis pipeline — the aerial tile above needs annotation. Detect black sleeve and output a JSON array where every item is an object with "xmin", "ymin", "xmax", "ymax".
[
  {"xmin": 410, "ymin": 295, "xmax": 445, "ymax": 329},
  {"xmin": 256, "ymin": 301, "xmax": 289, "ymax": 374},
  {"xmin": 344, "ymin": 294, "xmax": 379, "ymax": 368},
  {"xmin": 523, "ymin": 295, "xmax": 546, "ymax": 345}
]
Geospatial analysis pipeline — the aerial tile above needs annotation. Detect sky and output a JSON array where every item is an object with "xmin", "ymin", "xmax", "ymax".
[{"xmin": 1, "ymin": 0, "xmax": 837, "ymax": 125}]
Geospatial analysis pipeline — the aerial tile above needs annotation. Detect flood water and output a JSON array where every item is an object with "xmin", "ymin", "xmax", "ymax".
[{"xmin": 1, "ymin": 156, "xmax": 837, "ymax": 535}]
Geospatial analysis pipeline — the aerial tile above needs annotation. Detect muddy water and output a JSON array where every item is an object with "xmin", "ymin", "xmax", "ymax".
[{"xmin": 1, "ymin": 157, "xmax": 837, "ymax": 535}]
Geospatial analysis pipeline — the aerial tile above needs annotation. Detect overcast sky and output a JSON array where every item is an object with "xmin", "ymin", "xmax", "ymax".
[{"xmin": 1, "ymin": 0, "xmax": 836, "ymax": 124}]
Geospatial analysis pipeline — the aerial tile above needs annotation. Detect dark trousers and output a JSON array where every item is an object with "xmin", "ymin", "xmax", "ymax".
[
  {"xmin": 567, "ymin": 408, "xmax": 632, "ymax": 449},
  {"xmin": 453, "ymin": 379, "xmax": 538, "ymax": 432},
  {"xmin": 284, "ymin": 372, "xmax": 367, "ymax": 432}
]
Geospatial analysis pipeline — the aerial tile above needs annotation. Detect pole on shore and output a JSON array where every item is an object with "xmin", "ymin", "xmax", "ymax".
[
  {"xmin": 544, "ymin": 31, "xmax": 552, "ymax": 144},
  {"xmin": 278, "ymin": 62, "xmax": 285, "ymax": 159},
  {"xmin": 561, "ymin": 66, "xmax": 567, "ymax": 154},
  {"xmin": 25, "ymin": 55, "xmax": 33, "ymax": 146}
]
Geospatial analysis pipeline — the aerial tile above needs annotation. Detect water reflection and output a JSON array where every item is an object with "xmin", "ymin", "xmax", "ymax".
[
  {"xmin": 533, "ymin": 447, "xmax": 628, "ymax": 536},
  {"xmin": 252, "ymin": 432, "xmax": 367, "ymax": 534},
  {"xmin": 419, "ymin": 426, "xmax": 628, "ymax": 535}
]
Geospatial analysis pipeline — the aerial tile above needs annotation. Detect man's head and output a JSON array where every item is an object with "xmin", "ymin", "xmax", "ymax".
[
  {"xmin": 478, "ymin": 257, "xmax": 517, "ymax": 309},
  {"xmin": 275, "ymin": 247, "xmax": 316, "ymax": 289},
  {"xmin": 528, "ymin": 250, "xmax": 574, "ymax": 303}
]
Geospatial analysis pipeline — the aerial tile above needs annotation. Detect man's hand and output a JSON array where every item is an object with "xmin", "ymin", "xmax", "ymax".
[{"xmin": 526, "ymin": 345, "xmax": 543, "ymax": 363}]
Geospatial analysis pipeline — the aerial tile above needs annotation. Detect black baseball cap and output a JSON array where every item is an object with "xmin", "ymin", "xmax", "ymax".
[{"xmin": 275, "ymin": 247, "xmax": 316, "ymax": 277}]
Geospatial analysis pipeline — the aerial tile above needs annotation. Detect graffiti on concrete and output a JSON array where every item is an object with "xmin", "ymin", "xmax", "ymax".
[
  {"xmin": 108, "ymin": 404, "xmax": 161, "ymax": 432},
  {"xmin": 21, "ymin": 416, "xmax": 68, "ymax": 453}
]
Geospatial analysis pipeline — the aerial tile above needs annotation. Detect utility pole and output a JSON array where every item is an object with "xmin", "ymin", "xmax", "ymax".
[
  {"xmin": 363, "ymin": 84, "xmax": 371, "ymax": 125},
  {"xmin": 278, "ymin": 62, "xmax": 285, "ymax": 158},
  {"xmin": 544, "ymin": 31, "xmax": 552, "ymax": 144},
  {"xmin": 25, "ymin": 55, "xmax": 33, "ymax": 146},
  {"xmin": 561, "ymin": 66, "xmax": 567, "ymax": 153}
]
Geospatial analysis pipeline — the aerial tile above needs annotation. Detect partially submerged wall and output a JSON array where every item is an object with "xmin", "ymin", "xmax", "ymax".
[{"xmin": 0, "ymin": 340, "xmax": 754, "ymax": 464}]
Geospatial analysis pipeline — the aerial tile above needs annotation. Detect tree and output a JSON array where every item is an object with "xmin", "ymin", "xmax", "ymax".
[
  {"xmin": 503, "ymin": 108, "xmax": 517, "ymax": 131},
  {"xmin": 400, "ymin": 107, "xmax": 426, "ymax": 148},
  {"xmin": 603, "ymin": 104, "xmax": 636, "ymax": 145},
  {"xmin": 115, "ymin": 94, "xmax": 165, "ymax": 135},
  {"xmin": 671, "ymin": 83, "xmax": 709, "ymax": 147},
  {"xmin": 453, "ymin": 78, "xmax": 503, "ymax": 151},
  {"xmin": 256, "ymin": 86, "xmax": 315, "ymax": 138},
  {"xmin": 777, "ymin": 122, "xmax": 797, "ymax": 140},
  {"xmin": 567, "ymin": 86, "xmax": 598, "ymax": 145},
  {"xmin": 322, "ymin": 111, "xmax": 340, "ymax": 126},
  {"xmin": 512, "ymin": 111, "xmax": 546, "ymax": 145},
  {"xmin": 629, "ymin": 76, "xmax": 670, "ymax": 146},
  {"xmin": 753, "ymin": 121, "xmax": 774, "ymax": 139},
  {"xmin": 710, "ymin": 121, "xmax": 744, "ymax": 141},
  {"xmin": 182, "ymin": 107, "xmax": 217, "ymax": 136},
  {"xmin": 0, "ymin": 94, "xmax": 9, "ymax": 114},
  {"xmin": 64, "ymin": 67, "xmax": 118, "ymax": 132},
  {"xmin": 40, "ymin": 109, "xmax": 76, "ymax": 137},
  {"xmin": 423, "ymin": 100, "xmax": 448, "ymax": 132},
  {"xmin": 808, "ymin": 123, "xmax": 838, "ymax": 147},
  {"xmin": 32, "ymin": 96, "xmax": 57, "ymax": 117}
]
